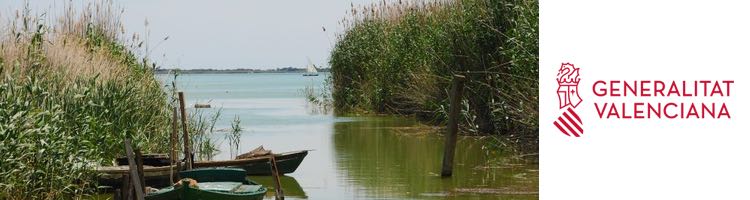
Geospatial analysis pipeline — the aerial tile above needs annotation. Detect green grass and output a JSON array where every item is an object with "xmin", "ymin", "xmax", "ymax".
[{"xmin": 329, "ymin": 0, "xmax": 538, "ymax": 152}]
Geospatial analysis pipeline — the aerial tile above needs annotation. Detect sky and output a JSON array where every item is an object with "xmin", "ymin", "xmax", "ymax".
[{"xmin": 0, "ymin": 0, "xmax": 374, "ymax": 69}]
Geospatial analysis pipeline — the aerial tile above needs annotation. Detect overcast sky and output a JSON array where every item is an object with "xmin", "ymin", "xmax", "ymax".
[{"xmin": 1, "ymin": 0, "xmax": 373, "ymax": 69}]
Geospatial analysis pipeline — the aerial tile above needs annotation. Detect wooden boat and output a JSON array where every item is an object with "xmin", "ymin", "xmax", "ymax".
[
  {"xmin": 145, "ymin": 168, "xmax": 267, "ymax": 200},
  {"xmin": 116, "ymin": 154, "xmax": 171, "ymax": 167},
  {"xmin": 97, "ymin": 164, "xmax": 180, "ymax": 188},
  {"xmin": 194, "ymin": 150, "xmax": 309, "ymax": 175},
  {"xmin": 193, "ymin": 103, "xmax": 211, "ymax": 108},
  {"xmin": 115, "ymin": 150, "xmax": 309, "ymax": 176}
]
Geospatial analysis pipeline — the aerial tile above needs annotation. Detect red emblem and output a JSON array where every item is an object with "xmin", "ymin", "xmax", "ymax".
[{"xmin": 554, "ymin": 63, "xmax": 584, "ymax": 137}]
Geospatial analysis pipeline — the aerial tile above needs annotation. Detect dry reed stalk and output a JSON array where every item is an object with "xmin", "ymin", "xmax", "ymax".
[{"xmin": 0, "ymin": 0, "xmax": 138, "ymax": 85}]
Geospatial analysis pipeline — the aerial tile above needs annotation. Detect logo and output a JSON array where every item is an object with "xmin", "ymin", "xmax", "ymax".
[{"xmin": 554, "ymin": 63, "xmax": 584, "ymax": 137}]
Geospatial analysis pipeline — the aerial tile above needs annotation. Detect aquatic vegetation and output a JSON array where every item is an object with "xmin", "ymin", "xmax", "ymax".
[
  {"xmin": 186, "ymin": 107, "xmax": 222, "ymax": 161},
  {"xmin": 302, "ymin": 75, "xmax": 334, "ymax": 114},
  {"xmin": 329, "ymin": 0, "xmax": 538, "ymax": 152},
  {"xmin": 0, "ymin": 2, "xmax": 174, "ymax": 199},
  {"xmin": 162, "ymin": 69, "xmax": 222, "ymax": 162},
  {"xmin": 227, "ymin": 115, "xmax": 243, "ymax": 158}
]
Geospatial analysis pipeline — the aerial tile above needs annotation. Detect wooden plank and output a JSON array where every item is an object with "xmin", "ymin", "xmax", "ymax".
[
  {"xmin": 113, "ymin": 188, "xmax": 122, "ymax": 200},
  {"xmin": 170, "ymin": 106, "xmax": 179, "ymax": 183},
  {"xmin": 124, "ymin": 139, "xmax": 145, "ymax": 200},
  {"xmin": 135, "ymin": 148, "xmax": 145, "ymax": 192},
  {"xmin": 269, "ymin": 156, "xmax": 285, "ymax": 200},
  {"xmin": 441, "ymin": 74, "xmax": 465, "ymax": 177},
  {"xmin": 178, "ymin": 92, "xmax": 193, "ymax": 170},
  {"xmin": 120, "ymin": 174, "xmax": 130, "ymax": 200}
]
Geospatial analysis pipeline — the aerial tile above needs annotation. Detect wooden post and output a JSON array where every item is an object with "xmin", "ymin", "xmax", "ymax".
[
  {"xmin": 135, "ymin": 149, "xmax": 145, "ymax": 192},
  {"xmin": 113, "ymin": 188, "xmax": 122, "ymax": 200},
  {"xmin": 269, "ymin": 156, "xmax": 285, "ymax": 200},
  {"xmin": 178, "ymin": 92, "xmax": 193, "ymax": 170},
  {"xmin": 170, "ymin": 106, "xmax": 179, "ymax": 183},
  {"xmin": 119, "ymin": 174, "xmax": 130, "ymax": 200},
  {"xmin": 441, "ymin": 74, "xmax": 465, "ymax": 177},
  {"xmin": 124, "ymin": 139, "xmax": 145, "ymax": 200}
]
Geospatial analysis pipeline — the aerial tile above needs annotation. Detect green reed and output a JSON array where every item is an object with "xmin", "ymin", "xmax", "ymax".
[
  {"xmin": 0, "ymin": 2, "xmax": 174, "ymax": 199},
  {"xmin": 162, "ymin": 70, "xmax": 222, "ymax": 162},
  {"xmin": 302, "ymin": 76, "xmax": 334, "ymax": 114},
  {"xmin": 227, "ymin": 115, "xmax": 243, "ymax": 158},
  {"xmin": 186, "ymin": 107, "xmax": 221, "ymax": 161},
  {"xmin": 330, "ymin": 0, "xmax": 538, "ymax": 152}
]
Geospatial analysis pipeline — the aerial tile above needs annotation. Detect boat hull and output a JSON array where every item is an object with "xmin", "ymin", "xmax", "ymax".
[
  {"xmin": 193, "ymin": 150, "xmax": 308, "ymax": 175},
  {"xmin": 145, "ymin": 183, "xmax": 265, "ymax": 200},
  {"xmin": 147, "ymin": 169, "xmax": 266, "ymax": 200},
  {"xmin": 97, "ymin": 165, "xmax": 179, "ymax": 189},
  {"xmin": 97, "ymin": 150, "xmax": 308, "ymax": 188},
  {"xmin": 235, "ymin": 150, "xmax": 307, "ymax": 175},
  {"xmin": 99, "ymin": 151, "xmax": 309, "ymax": 188}
]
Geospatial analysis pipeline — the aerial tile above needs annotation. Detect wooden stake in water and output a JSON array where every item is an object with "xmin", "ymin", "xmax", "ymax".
[
  {"xmin": 441, "ymin": 74, "xmax": 465, "ymax": 177},
  {"xmin": 178, "ymin": 92, "xmax": 193, "ymax": 169},
  {"xmin": 135, "ymin": 149, "xmax": 145, "ymax": 192},
  {"xmin": 270, "ymin": 156, "xmax": 285, "ymax": 200},
  {"xmin": 124, "ymin": 139, "xmax": 145, "ymax": 200},
  {"xmin": 170, "ymin": 106, "xmax": 178, "ymax": 182}
]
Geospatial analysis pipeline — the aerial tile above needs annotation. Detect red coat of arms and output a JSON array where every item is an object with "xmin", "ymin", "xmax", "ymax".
[{"xmin": 554, "ymin": 63, "xmax": 584, "ymax": 137}]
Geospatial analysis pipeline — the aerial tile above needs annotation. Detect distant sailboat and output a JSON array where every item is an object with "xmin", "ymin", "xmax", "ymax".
[{"xmin": 303, "ymin": 58, "xmax": 319, "ymax": 76}]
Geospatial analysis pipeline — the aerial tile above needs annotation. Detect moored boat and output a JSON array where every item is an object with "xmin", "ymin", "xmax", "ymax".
[
  {"xmin": 116, "ymin": 154, "xmax": 171, "ymax": 166},
  {"xmin": 145, "ymin": 168, "xmax": 267, "ymax": 200},
  {"xmin": 114, "ymin": 150, "xmax": 309, "ymax": 176},
  {"xmin": 194, "ymin": 150, "xmax": 309, "ymax": 175},
  {"xmin": 97, "ymin": 164, "xmax": 180, "ymax": 188}
]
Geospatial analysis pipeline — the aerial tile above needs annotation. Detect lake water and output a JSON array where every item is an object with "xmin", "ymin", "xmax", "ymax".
[{"xmin": 156, "ymin": 73, "xmax": 538, "ymax": 199}]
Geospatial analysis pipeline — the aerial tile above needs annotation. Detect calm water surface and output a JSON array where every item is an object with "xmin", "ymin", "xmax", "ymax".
[{"xmin": 152, "ymin": 73, "xmax": 537, "ymax": 199}]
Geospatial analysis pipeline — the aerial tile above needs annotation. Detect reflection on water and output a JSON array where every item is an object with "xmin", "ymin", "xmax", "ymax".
[
  {"xmin": 249, "ymin": 175, "xmax": 307, "ymax": 199},
  {"xmin": 333, "ymin": 117, "xmax": 538, "ymax": 199}
]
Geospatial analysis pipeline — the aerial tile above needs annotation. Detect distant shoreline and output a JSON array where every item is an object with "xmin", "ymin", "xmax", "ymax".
[{"xmin": 154, "ymin": 67, "xmax": 330, "ymax": 74}]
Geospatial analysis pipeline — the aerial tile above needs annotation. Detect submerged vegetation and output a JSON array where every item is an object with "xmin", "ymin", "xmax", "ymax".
[{"xmin": 330, "ymin": 0, "xmax": 538, "ymax": 152}]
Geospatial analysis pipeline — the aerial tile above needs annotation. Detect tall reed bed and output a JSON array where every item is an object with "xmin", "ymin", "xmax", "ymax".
[
  {"xmin": 330, "ymin": 0, "xmax": 538, "ymax": 152},
  {"xmin": 0, "ymin": 2, "xmax": 172, "ymax": 199}
]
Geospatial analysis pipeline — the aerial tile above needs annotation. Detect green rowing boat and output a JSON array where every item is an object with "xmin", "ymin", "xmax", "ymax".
[{"xmin": 145, "ymin": 168, "xmax": 267, "ymax": 200}]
